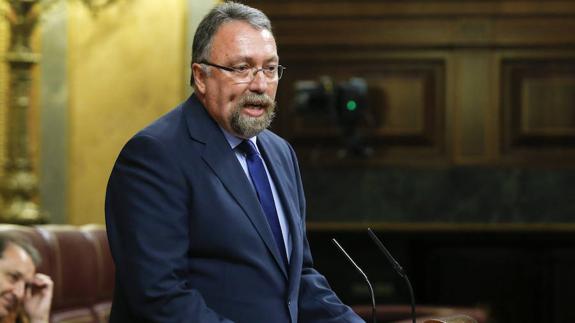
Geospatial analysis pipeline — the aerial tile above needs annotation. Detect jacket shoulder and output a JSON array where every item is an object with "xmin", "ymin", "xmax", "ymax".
[{"xmin": 136, "ymin": 104, "xmax": 185, "ymax": 142}]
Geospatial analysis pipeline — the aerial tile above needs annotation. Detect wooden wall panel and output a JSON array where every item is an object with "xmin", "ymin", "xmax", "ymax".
[
  {"xmin": 275, "ymin": 55, "xmax": 447, "ymax": 165},
  {"xmin": 521, "ymin": 78, "xmax": 575, "ymax": 135},
  {"xmin": 246, "ymin": 0, "xmax": 575, "ymax": 166},
  {"xmin": 501, "ymin": 58, "xmax": 575, "ymax": 164}
]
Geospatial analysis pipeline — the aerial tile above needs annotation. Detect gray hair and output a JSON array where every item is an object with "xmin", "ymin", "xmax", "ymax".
[
  {"xmin": 0, "ymin": 232, "xmax": 42, "ymax": 267},
  {"xmin": 190, "ymin": 1, "xmax": 272, "ymax": 87}
]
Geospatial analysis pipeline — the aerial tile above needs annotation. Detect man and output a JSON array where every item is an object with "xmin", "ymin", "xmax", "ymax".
[
  {"xmin": 105, "ymin": 2, "xmax": 364, "ymax": 322},
  {"xmin": 0, "ymin": 234, "xmax": 53, "ymax": 323}
]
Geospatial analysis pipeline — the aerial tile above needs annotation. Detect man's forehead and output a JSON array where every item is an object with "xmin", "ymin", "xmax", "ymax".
[{"xmin": 0, "ymin": 244, "xmax": 36, "ymax": 279}]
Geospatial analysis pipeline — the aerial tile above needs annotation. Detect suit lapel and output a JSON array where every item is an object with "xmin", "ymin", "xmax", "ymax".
[{"xmin": 183, "ymin": 96, "xmax": 288, "ymax": 278}]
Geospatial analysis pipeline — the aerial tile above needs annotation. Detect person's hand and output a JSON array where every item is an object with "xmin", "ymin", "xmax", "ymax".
[{"xmin": 23, "ymin": 273, "xmax": 53, "ymax": 323}]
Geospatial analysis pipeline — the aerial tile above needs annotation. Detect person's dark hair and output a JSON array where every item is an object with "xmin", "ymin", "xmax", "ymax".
[
  {"xmin": 0, "ymin": 232, "xmax": 42, "ymax": 267},
  {"xmin": 190, "ymin": 1, "xmax": 272, "ymax": 87}
]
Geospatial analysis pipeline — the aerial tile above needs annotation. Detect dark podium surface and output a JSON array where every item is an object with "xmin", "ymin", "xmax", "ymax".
[{"xmin": 308, "ymin": 227, "xmax": 575, "ymax": 323}]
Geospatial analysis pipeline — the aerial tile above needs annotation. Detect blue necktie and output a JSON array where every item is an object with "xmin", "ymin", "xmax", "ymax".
[{"xmin": 238, "ymin": 140, "xmax": 288, "ymax": 266}]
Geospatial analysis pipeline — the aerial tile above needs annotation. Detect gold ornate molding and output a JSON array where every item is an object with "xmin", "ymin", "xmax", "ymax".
[
  {"xmin": 0, "ymin": 0, "xmax": 44, "ymax": 224},
  {"xmin": 0, "ymin": 0, "xmax": 119, "ymax": 224}
]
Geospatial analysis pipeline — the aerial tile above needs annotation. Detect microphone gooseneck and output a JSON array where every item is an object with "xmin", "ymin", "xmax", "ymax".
[
  {"xmin": 367, "ymin": 228, "xmax": 416, "ymax": 323},
  {"xmin": 332, "ymin": 238, "xmax": 377, "ymax": 323}
]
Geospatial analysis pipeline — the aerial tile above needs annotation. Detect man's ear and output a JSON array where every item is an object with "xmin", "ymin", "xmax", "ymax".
[{"xmin": 192, "ymin": 63, "xmax": 207, "ymax": 95}]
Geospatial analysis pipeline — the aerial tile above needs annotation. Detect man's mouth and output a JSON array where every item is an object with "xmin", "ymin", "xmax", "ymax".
[{"xmin": 242, "ymin": 103, "xmax": 268, "ymax": 117}]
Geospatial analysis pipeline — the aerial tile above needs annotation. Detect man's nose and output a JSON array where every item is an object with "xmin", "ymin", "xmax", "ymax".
[
  {"xmin": 248, "ymin": 70, "xmax": 268, "ymax": 93},
  {"xmin": 13, "ymin": 281, "xmax": 26, "ymax": 299}
]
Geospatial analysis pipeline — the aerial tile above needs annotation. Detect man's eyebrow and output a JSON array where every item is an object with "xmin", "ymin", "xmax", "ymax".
[{"xmin": 7, "ymin": 271, "xmax": 24, "ymax": 279}]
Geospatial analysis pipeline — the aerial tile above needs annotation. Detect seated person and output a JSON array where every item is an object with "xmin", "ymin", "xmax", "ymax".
[{"xmin": 0, "ymin": 233, "xmax": 53, "ymax": 323}]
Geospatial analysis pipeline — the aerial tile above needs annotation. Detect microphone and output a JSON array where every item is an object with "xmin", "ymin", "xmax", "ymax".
[
  {"xmin": 367, "ymin": 228, "xmax": 416, "ymax": 323},
  {"xmin": 332, "ymin": 238, "xmax": 376, "ymax": 323}
]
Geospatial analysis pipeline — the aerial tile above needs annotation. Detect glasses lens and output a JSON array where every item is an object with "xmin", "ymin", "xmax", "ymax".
[
  {"xmin": 235, "ymin": 69, "xmax": 251, "ymax": 82},
  {"xmin": 227, "ymin": 65, "xmax": 285, "ymax": 83}
]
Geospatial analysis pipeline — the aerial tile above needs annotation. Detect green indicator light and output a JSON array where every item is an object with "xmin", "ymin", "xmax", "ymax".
[{"xmin": 346, "ymin": 100, "xmax": 357, "ymax": 111}]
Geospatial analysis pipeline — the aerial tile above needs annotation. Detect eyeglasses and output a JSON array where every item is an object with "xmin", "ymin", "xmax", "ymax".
[{"xmin": 200, "ymin": 61, "xmax": 285, "ymax": 83}]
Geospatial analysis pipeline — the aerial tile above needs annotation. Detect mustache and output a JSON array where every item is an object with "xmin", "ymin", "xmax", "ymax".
[{"xmin": 238, "ymin": 93, "xmax": 274, "ymax": 108}]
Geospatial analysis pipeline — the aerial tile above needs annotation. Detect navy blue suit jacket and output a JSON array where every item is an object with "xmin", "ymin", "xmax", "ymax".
[{"xmin": 105, "ymin": 95, "xmax": 364, "ymax": 323}]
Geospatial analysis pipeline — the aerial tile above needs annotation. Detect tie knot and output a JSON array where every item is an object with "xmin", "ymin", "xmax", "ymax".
[{"xmin": 238, "ymin": 140, "xmax": 259, "ymax": 157}]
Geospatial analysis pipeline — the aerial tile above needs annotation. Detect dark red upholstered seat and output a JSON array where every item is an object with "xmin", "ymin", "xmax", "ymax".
[{"xmin": 0, "ymin": 224, "xmax": 114, "ymax": 323}]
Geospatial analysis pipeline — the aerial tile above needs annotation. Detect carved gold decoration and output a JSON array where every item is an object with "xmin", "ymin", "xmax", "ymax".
[{"xmin": 0, "ymin": 0, "xmax": 118, "ymax": 224}]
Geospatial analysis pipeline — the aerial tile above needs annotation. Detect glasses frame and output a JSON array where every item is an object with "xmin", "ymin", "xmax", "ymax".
[{"xmin": 199, "ymin": 61, "xmax": 285, "ymax": 82}]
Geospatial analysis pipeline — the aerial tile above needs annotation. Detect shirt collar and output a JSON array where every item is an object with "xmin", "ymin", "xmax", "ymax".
[{"xmin": 220, "ymin": 126, "xmax": 257, "ymax": 150}]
